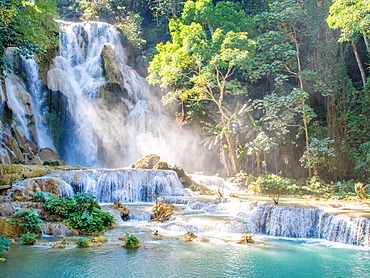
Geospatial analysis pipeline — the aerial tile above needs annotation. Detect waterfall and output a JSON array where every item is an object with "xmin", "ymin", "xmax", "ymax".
[
  {"xmin": 3, "ymin": 49, "xmax": 32, "ymax": 139},
  {"xmin": 46, "ymin": 21, "xmax": 204, "ymax": 169},
  {"xmin": 51, "ymin": 168, "xmax": 190, "ymax": 203},
  {"xmin": 165, "ymin": 197, "xmax": 370, "ymax": 247},
  {"xmin": 1, "ymin": 48, "xmax": 54, "ymax": 149},
  {"xmin": 22, "ymin": 56, "xmax": 54, "ymax": 149}
]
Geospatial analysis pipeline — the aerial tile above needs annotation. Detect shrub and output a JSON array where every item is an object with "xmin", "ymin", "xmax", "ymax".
[
  {"xmin": 33, "ymin": 191, "xmax": 55, "ymax": 202},
  {"xmin": 125, "ymin": 234, "xmax": 140, "ymax": 247},
  {"xmin": 76, "ymin": 237, "xmax": 89, "ymax": 247},
  {"xmin": 10, "ymin": 210, "xmax": 42, "ymax": 233},
  {"xmin": 19, "ymin": 232, "xmax": 37, "ymax": 245},
  {"xmin": 0, "ymin": 236, "xmax": 11, "ymax": 256},
  {"xmin": 44, "ymin": 193, "xmax": 115, "ymax": 234},
  {"xmin": 250, "ymin": 175, "xmax": 295, "ymax": 204}
]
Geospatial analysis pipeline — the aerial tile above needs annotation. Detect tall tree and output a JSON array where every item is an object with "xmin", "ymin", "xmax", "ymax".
[{"xmin": 147, "ymin": 0, "xmax": 255, "ymax": 175}]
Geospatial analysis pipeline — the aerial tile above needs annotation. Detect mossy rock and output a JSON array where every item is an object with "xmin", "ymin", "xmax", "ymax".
[
  {"xmin": 130, "ymin": 154, "xmax": 160, "ymax": 169},
  {"xmin": 0, "ymin": 217, "xmax": 26, "ymax": 237},
  {"xmin": 179, "ymin": 231, "xmax": 197, "ymax": 242}
]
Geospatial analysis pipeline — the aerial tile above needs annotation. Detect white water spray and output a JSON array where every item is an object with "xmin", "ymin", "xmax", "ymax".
[{"xmin": 47, "ymin": 21, "xmax": 203, "ymax": 169}]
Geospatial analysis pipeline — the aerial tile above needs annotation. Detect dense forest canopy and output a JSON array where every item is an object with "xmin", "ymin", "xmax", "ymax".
[{"xmin": 1, "ymin": 0, "xmax": 369, "ymax": 186}]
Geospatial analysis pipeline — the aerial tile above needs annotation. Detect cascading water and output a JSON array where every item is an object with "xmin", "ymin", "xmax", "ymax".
[
  {"xmin": 162, "ymin": 197, "xmax": 370, "ymax": 247},
  {"xmin": 46, "ymin": 21, "xmax": 204, "ymax": 169},
  {"xmin": 41, "ymin": 168, "xmax": 190, "ymax": 203},
  {"xmin": 22, "ymin": 56, "xmax": 54, "ymax": 149},
  {"xmin": 1, "ymin": 48, "xmax": 54, "ymax": 149},
  {"xmin": 3, "ymin": 49, "xmax": 32, "ymax": 140}
]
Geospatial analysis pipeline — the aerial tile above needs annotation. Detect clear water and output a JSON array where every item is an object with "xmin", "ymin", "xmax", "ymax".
[{"xmin": 1, "ymin": 227, "xmax": 369, "ymax": 278}]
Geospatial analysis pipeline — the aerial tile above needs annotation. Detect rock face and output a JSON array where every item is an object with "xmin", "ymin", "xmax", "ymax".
[{"xmin": 100, "ymin": 44, "xmax": 130, "ymax": 112}]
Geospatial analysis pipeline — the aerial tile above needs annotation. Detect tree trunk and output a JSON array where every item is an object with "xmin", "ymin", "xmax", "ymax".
[{"xmin": 352, "ymin": 41, "xmax": 367, "ymax": 86}]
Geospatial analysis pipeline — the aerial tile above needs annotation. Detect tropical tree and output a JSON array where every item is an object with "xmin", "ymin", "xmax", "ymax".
[
  {"xmin": 147, "ymin": 0, "xmax": 256, "ymax": 175},
  {"xmin": 327, "ymin": 0, "xmax": 370, "ymax": 86}
]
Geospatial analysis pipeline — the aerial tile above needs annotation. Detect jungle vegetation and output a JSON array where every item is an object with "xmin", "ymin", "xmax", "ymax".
[{"xmin": 1, "ymin": 0, "xmax": 369, "ymax": 190}]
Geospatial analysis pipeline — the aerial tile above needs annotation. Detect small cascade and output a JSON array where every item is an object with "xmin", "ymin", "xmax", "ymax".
[
  {"xmin": 161, "ymin": 197, "xmax": 370, "ymax": 247},
  {"xmin": 125, "ymin": 206, "xmax": 152, "ymax": 221},
  {"xmin": 41, "ymin": 222, "xmax": 78, "ymax": 236},
  {"xmin": 55, "ymin": 169, "xmax": 189, "ymax": 203}
]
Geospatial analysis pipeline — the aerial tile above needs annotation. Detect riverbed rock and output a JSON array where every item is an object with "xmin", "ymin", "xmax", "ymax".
[
  {"xmin": 53, "ymin": 237, "xmax": 69, "ymax": 248},
  {"xmin": 236, "ymin": 234, "xmax": 255, "ymax": 244},
  {"xmin": 108, "ymin": 202, "xmax": 130, "ymax": 220},
  {"xmin": 11, "ymin": 189, "xmax": 28, "ymax": 202},
  {"xmin": 178, "ymin": 231, "xmax": 197, "ymax": 242}
]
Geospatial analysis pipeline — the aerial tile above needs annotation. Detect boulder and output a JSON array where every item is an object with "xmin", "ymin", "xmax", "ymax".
[
  {"xmin": 130, "ymin": 154, "xmax": 160, "ymax": 169},
  {"xmin": 39, "ymin": 148, "xmax": 59, "ymax": 162},
  {"xmin": 11, "ymin": 189, "xmax": 28, "ymax": 202},
  {"xmin": 178, "ymin": 231, "xmax": 197, "ymax": 242},
  {"xmin": 108, "ymin": 202, "xmax": 130, "ymax": 220}
]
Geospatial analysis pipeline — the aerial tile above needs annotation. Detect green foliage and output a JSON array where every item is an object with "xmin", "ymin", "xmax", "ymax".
[
  {"xmin": 10, "ymin": 210, "xmax": 42, "ymax": 233},
  {"xmin": 0, "ymin": 236, "xmax": 11, "ymax": 255},
  {"xmin": 0, "ymin": 0, "xmax": 59, "ymax": 75},
  {"xmin": 32, "ymin": 191, "xmax": 55, "ymax": 203},
  {"xmin": 299, "ymin": 138, "xmax": 335, "ymax": 175},
  {"xmin": 115, "ymin": 12, "xmax": 146, "ymax": 49},
  {"xmin": 148, "ymin": 1, "xmax": 256, "ymax": 174},
  {"xmin": 327, "ymin": 0, "xmax": 370, "ymax": 43},
  {"xmin": 249, "ymin": 174, "xmax": 295, "ymax": 204},
  {"xmin": 125, "ymin": 234, "xmax": 140, "ymax": 247},
  {"xmin": 19, "ymin": 232, "xmax": 37, "ymax": 245},
  {"xmin": 44, "ymin": 193, "xmax": 115, "ymax": 234},
  {"xmin": 149, "ymin": 0, "xmax": 185, "ymax": 19},
  {"xmin": 76, "ymin": 237, "xmax": 89, "ymax": 247}
]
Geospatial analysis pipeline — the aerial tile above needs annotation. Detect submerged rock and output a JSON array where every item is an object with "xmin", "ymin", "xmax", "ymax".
[{"xmin": 237, "ymin": 234, "xmax": 255, "ymax": 244}]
